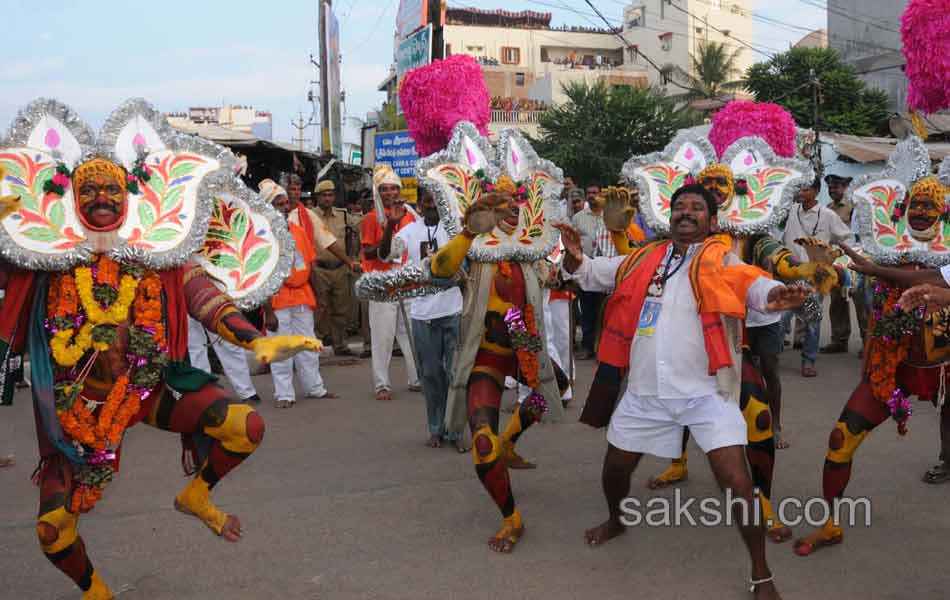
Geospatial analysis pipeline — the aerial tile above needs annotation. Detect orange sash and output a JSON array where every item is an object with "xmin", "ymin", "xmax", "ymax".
[{"xmin": 597, "ymin": 235, "xmax": 767, "ymax": 374}]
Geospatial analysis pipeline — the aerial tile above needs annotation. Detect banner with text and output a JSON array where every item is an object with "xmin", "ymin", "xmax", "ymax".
[{"xmin": 374, "ymin": 131, "xmax": 419, "ymax": 202}]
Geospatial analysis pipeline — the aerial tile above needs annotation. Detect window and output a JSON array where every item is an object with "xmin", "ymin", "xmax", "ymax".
[
  {"xmin": 710, "ymin": 0, "xmax": 721, "ymax": 8},
  {"xmin": 627, "ymin": 47, "xmax": 640, "ymax": 63},
  {"xmin": 661, "ymin": 34, "xmax": 672, "ymax": 52},
  {"xmin": 445, "ymin": 43, "xmax": 452, "ymax": 56},
  {"xmin": 502, "ymin": 47, "xmax": 521, "ymax": 65},
  {"xmin": 626, "ymin": 6, "xmax": 645, "ymax": 28},
  {"xmin": 515, "ymin": 72, "xmax": 526, "ymax": 86}
]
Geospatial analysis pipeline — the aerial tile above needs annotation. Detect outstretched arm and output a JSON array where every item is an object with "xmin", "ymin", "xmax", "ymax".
[
  {"xmin": 183, "ymin": 264, "xmax": 321, "ymax": 363},
  {"xmin": 839, "ymin": 243, "xmax": 946, "ymax": 288},
  {"xmin": 555, "ymin": 223, "xmax": 623, "ymax": 292}
]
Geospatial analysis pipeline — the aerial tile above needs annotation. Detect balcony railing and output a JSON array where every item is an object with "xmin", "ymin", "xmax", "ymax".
[{"xmin": 490, "ymin": 110, "xmax": 543, "ymax": 124}]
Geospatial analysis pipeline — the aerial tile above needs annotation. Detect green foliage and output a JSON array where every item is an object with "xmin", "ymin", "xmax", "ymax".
[
  {"xmin": 532, "ymin": 81, "xmax": 697, "ymax": 187},
  {"xmin": 744, "ymin": 47, "xmax": 890, "ymax": 136},
  {"xmin": 662, "ymin": 41, "xmax": 746, "ymax": 102},
  {"xmin": 377, "ymin": 101, "xmax": 408, "ymax": 133}
]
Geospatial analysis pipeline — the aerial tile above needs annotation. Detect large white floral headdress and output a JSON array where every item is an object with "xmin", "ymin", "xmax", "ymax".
[
  {"xmin": 622, "ymin": 101, "xmax": 814, "ymax": 236},
  {"xmin": 0, "ymin": 98, "xmax": 293, "ymax": 309},
  {"xmin": 852, "ymin": 135, "xmax": 949, "ymax": 266}
]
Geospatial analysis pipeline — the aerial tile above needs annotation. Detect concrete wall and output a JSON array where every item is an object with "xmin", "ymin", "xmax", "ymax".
[
  {"xmin": 827, "ymin": 0, "xmax": 908, "ymax": 111},
  {"xmin": 620, "ymin": 0, "xmax": 757, "ymax": 87}
]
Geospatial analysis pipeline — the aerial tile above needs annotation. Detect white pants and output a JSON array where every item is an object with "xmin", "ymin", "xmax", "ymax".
[
  {"xmin": 187, "ymin": 316, "xmax": 257, "ymax": 400},
  {"xmin": 519, "ymin": 292, "xmax": 573, "ymax": 402},
  {"xmin": 270, "ymin": 305, "xmax": 327, "ymax": 401},
  {"xmin": 368, "ymin": 300, "xmax": 419, "ymax": 392}
]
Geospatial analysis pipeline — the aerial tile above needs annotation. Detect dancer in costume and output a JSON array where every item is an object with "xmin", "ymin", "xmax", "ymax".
[
  {"xmin": 561, "ymin": 184, "xmax": 808, "ymax": 599},
  {"xmin": 356, "ymin": 54, "xmax": 569, "ymax": 552},
  {"xmin": 612, "ymin": 101, "xmax": 834, "ymax": 543},
  {"xmin": 0, "ymin": 99, "xmax": 318, "ymax": 599},
  {"xmin": 793, "ymin": 142, "xmax": 950, "ymax": 555}
]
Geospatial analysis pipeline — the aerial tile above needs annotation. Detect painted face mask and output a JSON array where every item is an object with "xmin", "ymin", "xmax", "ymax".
[
  {"xmin": 72, "ymin": 158, "xmax": 129, "ymax": 232},
  {"xmin": 698, "ymin": 163, "xmax": 735, "ymax": 212}
]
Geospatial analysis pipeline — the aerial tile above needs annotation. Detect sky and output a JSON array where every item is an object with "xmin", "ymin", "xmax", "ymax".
[{"xmin": 0, "ymin": 0, "xmax": 825, "ymax": 149}]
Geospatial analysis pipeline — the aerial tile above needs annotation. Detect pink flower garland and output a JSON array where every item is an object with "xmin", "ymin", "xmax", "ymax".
[
  {"xmin": 709, "ymin": 101, "xmax": 797, "ymax": 159},
  {"xmin": 901, "ymin": 0, "xmax": 950, "ymax": 114},
  {"xmin": 399, "ymin": 54, "xmax": 491, "ymax": 156}
]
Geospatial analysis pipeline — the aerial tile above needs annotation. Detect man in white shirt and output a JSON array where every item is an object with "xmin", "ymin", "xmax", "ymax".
[
  {"xmin": 780, "ymin": 177, "xmax": 852, "ymax": 377},
  {"xmin": 558, "ymin": 185, "xmax": 807, "ymax": 600},
  {"xmin": 570, "ymin": 184, "xmax": 606, "ymax": 359},
  {"xmin": 389, "ymin": 188, "xmax": 467, "ymax": 452}
]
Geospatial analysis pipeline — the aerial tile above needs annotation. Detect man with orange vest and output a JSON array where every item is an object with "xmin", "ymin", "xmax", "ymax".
[{"xmin": 261, "ymin": 179, "xmax": 357, "ymax": 408}]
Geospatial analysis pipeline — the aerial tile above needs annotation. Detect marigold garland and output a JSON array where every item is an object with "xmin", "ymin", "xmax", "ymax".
[
  {"xmin": 505, "ymin": 305, "xmax": 542, "ymax": 388},
  {"xmin": 865, "ymin": 280, "xmax": 921, "ymax": 433},
  {"xmin": 47, "ymin": 255, "xmax": 167, "ymax": 513}
]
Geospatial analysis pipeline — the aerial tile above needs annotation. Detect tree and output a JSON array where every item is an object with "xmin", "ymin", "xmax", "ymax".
[
  {"xmin": 662, "ymin": 41, "xmax": 746, "ymax": 102},
  {"xmin": 532, "ymin": 81, "xmax": 698, "ymax": 187},
  {"xmin": 377, "ymin": 101, "xmax": 407, "ymax": 132},
  {"xmin": 744, "ymin": 47, "xmax": 890, "ymax": 136}
]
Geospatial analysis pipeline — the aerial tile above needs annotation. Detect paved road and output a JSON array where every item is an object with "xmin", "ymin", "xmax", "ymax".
[{"xmin": 2, "ymin": 338, "xmax": 948, "ymax": 599}]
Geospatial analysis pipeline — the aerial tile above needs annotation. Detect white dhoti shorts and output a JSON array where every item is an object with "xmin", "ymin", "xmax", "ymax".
[{"xmin": 606, "ymin": 393, "xmax": 747, "ymax": 459}]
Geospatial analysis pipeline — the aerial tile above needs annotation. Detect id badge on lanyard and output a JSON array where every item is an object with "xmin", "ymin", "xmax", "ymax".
[{"xmin": 636, "ymin": 298, "xmax": 662, "ymax": 338}]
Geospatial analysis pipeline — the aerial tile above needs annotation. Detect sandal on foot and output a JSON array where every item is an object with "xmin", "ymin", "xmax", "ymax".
[
  {"xmin": 452, "ymin": 440, "xmax": 471, "ymax": 453},
  {"xmin": 426, "ymin": 435, "xmax": 442, "ymax": 448},
  {"xmin": 375, "ymin": 389, "xmax": 392, "ymax": 401},
  {"xmin": 801, "ymin": 363, "xmax": 817, "ymax": 378},
  {"xmin": 922, "ymin": 463, "xmax": 950, "ymax": 484}
]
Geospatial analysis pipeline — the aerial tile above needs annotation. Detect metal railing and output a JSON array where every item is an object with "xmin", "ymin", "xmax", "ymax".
[{"xmin": 490, "ymin": 110, "xmax": 544, "ymax": 124}]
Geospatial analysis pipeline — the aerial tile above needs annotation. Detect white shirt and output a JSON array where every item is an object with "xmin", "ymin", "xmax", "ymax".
[
  {"xmin": 565, "ymin": 245, "xmax": 780, "ymax": 400},
  {"xmin": 780, "ymin": 203, "xmax": 853, "ymax": 263},
  {"xmin": 941, "ymin": 264, "xmax": 950, "ymax": 286},
  {"xmin": 396, "ymin": 220, "xmax": 463, "ymax": 321},
  {"xmin": 571, "ymin": 208, "xmax": 603, "ymax": 257}
]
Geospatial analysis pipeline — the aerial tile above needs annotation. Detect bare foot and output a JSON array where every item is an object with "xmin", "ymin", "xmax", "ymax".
[
  {"xmin": 793, "ymin": 524, "xmax": 843, "ymax": 556},
  {"xmin": 585, "ymin": 518, "xmax": 625, "ymax": 546},
  {"xmin": 426, "ymin": 434, "xmax": 442, "ymax": 448},
  {"xmin": 220, "ymin": 515, "xmax": 242, "ymax": 542},
  {"xmin": 0, "ymin": 454, "xmax": 14, "ymax": 468},
  {"xmin": 767, "ymin": 524, "xmax": 793, "ymax": 543},
  {"xmin": 751, "ymin": 579, "xmax": 781, "ymax": 600},
  {"xmin": 488, "ymin": 523, "xmax": 524, "ymax": 553}
]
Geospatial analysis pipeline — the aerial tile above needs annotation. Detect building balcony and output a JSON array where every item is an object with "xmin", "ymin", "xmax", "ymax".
[{"xmin": 490, "ymin": 110, "xmax": 543, "ymax": 124}]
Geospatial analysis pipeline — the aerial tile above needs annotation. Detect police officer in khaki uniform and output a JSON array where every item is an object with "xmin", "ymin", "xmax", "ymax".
[{"xmin": 313, "ymin": 180, "xmax": 359, "ymax": 356}]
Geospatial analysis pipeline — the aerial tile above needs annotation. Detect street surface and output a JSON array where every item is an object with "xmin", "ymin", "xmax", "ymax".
[{"xmin": 2, "ymin": 332, "xmax": 949, "ymax": 599}]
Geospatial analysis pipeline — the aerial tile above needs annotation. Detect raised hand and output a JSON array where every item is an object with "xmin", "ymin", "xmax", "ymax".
[
  {"xmin": 795, "ymin": 262, "xmax": 839, "ymax": 295},
  {"xmin": 837, "ymin": 243, "xmax": 878, "ymax": 276},
  {"xmin": 464, "ymin": 195, "xmax": 509, "ymax": 234},
  {"xmin": 250, "ymin": 335, "xmax": 323, "ymax": 365},
  {"xmin": 602, "ymin": 187, "xmax": 637, "ymax": 232},
  {"xmin": 553, "ymin": 223, "xmax": 584, "ymax": 261},
  {"xmin": 766, "ymin": 284, "xmax": 812, "ymax": 312}
]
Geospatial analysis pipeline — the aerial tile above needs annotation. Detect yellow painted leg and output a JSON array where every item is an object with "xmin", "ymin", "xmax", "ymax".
[
  {"xmin": 646, "ymin": 452, "xmax": 688, "ymax": 489},
  {"xmin": 174, "ymin": 476, "xmax": 241, "ymax": 541},
  {"xmin": 81, "ymin": 572, "xmax": 113, "ymax": 600},
  {"xmin": 793, "ymin": 517, "xmax": 843, "ymax": 557}
]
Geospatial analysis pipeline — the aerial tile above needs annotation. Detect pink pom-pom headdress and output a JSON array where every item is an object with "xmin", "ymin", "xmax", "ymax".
[
  {"xmin": 708, "ymin": 101, "xmax": 798, "ymax": 159},
  {"xmin": 901, "ymin": 0, "xmax": 950, "ymax": 114},
  {"xmin": 398, "ymin": 54, "xmax": 491, "ymax": 157}
]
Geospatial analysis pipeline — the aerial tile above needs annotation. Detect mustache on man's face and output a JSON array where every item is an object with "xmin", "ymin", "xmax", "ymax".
[
  {"xmin": 83, "ymin": 201, "xmax": 120, "ymax": 215},
  {"xmin": 673, "ymin": 215, "xmax": 698, "ymax": 227}
]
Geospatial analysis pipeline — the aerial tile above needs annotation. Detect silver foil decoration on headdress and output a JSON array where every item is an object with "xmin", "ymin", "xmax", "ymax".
[
  {"xmin": 192, "ymin": 171, "xmax": 295, "ymax": 310},
  {"xmin": 0, "ymin": 98, "xmax": 293, "ymax": 306},
  {"xmin": 852, "ymin": 135, "xmax": 948, "ymax": 266},
  {"xmin": 624, "ymin": 127, "xmax": 812, "ymax": 237},
  {"xmin": 355, "ymin": 121, "xmax": 565, "ymax": 302}
]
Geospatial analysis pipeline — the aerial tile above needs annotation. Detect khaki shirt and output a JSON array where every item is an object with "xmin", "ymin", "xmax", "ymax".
[
  {"xmin": 288, "ymin": 206, "xmax": 336, "ymax": 252},
  {"xmin": 829, "ymin": 198, "xmax": 854, "ymax": 227}
]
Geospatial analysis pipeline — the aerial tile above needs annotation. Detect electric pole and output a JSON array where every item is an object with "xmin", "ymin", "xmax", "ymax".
[
  {"xmin": 318, "ymin": 0, "xmax": 332, "ymax": 156},
  {"xmin": 291, "ymin": 113, "xmax": 310, "ymax": 151}
]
